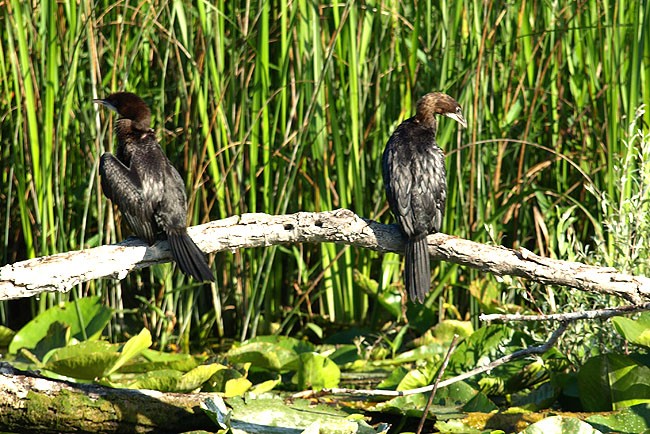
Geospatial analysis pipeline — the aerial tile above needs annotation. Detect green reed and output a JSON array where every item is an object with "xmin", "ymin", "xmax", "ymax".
[{"xmin": 1, "ymin": 1, "xmax": 648, "ymax": 346}]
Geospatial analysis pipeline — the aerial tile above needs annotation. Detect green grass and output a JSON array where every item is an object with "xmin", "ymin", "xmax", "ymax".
[{"xmin": 1, "ymin": 1, "xmax": 648, "ymax": 347}]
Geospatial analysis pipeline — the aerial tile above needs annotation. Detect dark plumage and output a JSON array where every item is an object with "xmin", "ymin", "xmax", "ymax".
[
  {"xmin": 95, "ymin": 92, "xmax": 214, "ymax": 282},
  {"xmin": 382, "ymin": 92, "xmax": 467, "ymax": 302}
]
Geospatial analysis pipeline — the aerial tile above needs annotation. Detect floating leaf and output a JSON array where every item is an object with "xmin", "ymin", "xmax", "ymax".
[
  {"xmin": 204, "ymin": 365, "xmax": 246, "ymax": 393},
  {"xmin": 586, "ymin": 403, "xmax": 650, "ymax": 434},
  {"xmin": 43, "ymin": 329, "xmax": 152, "ymax": 380},
  {"xmin": 105, "ymin": 328, "xmax": 152, "ymax": 376},
  {"xmin": 434, "ymin": 418, "xmax": 485, "ymax": 434},
  {"xmin": 9, "ymin": 296, "xmax": 112, "ymax": 354},
  {"xmin": 177, "ymin": 363, "xmax": 228, "ymax": 392},
  {"xmin": 613, "ymin": 313, "xmax": 650, "ymax": 348},
  {"xmin": 448, "ymin": 325, "xmax": 532, "ymax": 376},
  {"xmin": 432, "ymin": 320, "xmax": 474, "ymax": 341},
  {"xmin": 0, "ymin": 325, "xmax": 15, "ymax": 347},
  {"xmin": 328, "ymin": 344, "xmax": 360, "ymax": 366},
  {"xmin": 219, "ymin": 396, "xmax": 376, "ymax": 433},
  {"xmin": 250, "ymin": 335, "xmax": 315, "ymax": 353},
  {"xmin": 249, "ymin": 377, "xmax": 281, "ymax": 395},
  {"xmin": 375, "ymin": 393, "xmax": 465, "ymax": 419},
  {"xmin": 520, "ymin": 415, "xmax": 601, "ymax": 434},
  {"xmin": 376, "ymin": 381, "xmax": 483, "ymax": 418},
  {"xmin": 510, "ymin": 381, "xmax": 561, "ymax": 411},
  {"xmin": 44, "ymin": 340, "xmax": 119, "ymax": 379},
  {"xmin": 227, "ymin": 341, "xmax": 299, "ymax": 371},
  {"xmin": 578, "ymin": 353, "xmax": 650, "ymax": 411},
  {"xmin": 224, "ymin": 377, "xmax": 253, "ymax": 397},
  {"xmin": 394, "ymin": 342, "xmax": 447, "ymax": 364},
  {"xmin": 119, "ymin": 348, "xmax": 201, "ymax": 373},
  {"xmin": 37, "ymin": 322, "xmax": 71, "ymax": 363},
  {"xmin": 126, "ymin": 369, "xmax": 183, "ymax": 391},
  {"xmin": 293, "ymin": 352, "xmax": 340, "ymax": 391},
  {"xmin": 396, "ymin": 364, "xmax": 433, "ymax": 390},
  {"xmin": 125, "ymin": 363, "xmax": 227, "ymax": 392},
  {"xmin": 462, "ymin": 391, "xmax": 498, "ymax": 413},
  {"xmin": 377, "ymin": 365, "xmax": 409, "ymax": 389}
]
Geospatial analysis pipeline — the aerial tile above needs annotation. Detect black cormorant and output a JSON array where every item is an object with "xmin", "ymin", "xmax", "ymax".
[
  {"xmin": 382, "ymin": 92, "xmax": 467, "ymax": 302},
  {"xmin": 95, "ymin": 92, "xmax": 214, "ymax": 282}
]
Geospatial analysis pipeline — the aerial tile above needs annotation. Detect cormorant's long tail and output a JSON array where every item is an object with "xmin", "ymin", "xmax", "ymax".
[
  {"xmin": 405, "ymin": 236, "xmax": 431, "ymax": 303},
  {"xmin": 168, "ymin": 230, "xmax": 215, "ymax": 282}
]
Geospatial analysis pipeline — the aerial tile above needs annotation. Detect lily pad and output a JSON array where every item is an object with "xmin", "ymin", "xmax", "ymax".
[
  {"xmin": 520, "ymin": 415, "xmax": 602, "ymax": 434},
  {"xmin": 292, "ymin": 352, "xmax": 340, "ymax": 390},
  {"xmin": 612, "ymin": 313, "xmax": 650, "ymax": 348},
  {"xmin": 586, "ymin": 403, "xmax": 650, "ymax": 433},
  {"xmin": 44, "ymin": 328, "xmax": 151, "ymax": 380},
  {"xmin": 578, "ymin": 353, "xmax": 650, "ymax": 411},
  {"xmin": 9, "ymin": 296, "xmax": 112, "ymax": 356},
  {"xmin": 202, "ymin": 396, "xmax": 377, "ymax": 434}
]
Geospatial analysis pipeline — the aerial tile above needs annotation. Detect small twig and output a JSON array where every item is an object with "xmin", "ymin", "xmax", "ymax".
[
  {"xmin": 294, "ymin": 323, "xmax": 568, "ymax": 399},
  {"xmin": 480, "ymin": 302, "xmax": 650, "ymax": 323},
  {"xmin": 416, "ymin": 334, "xmax": 459, "ymax": 434},
  {"xmin": 433, "ymin": 322, "xmax": 568, "ymax": 389}
]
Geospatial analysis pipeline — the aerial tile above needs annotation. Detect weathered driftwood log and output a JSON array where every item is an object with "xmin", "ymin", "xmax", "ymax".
[
  {"xmin": 0, "ymin": 362, "xmax": 215, "ymax": 433},
  {"xmin": 1, "ymin": 209, "xmax": 649, "ymax": 303}
]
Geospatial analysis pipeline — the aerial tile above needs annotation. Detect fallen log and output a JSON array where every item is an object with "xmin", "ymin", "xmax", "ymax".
[{"xmin": 0, "ymin": 362, "xmax": 215, "ymax": 433}]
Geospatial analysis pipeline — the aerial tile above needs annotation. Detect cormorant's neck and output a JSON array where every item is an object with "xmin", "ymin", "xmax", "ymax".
[
  {"xmin": 115, "ymin": 118, "xmax": 154, "ymax": 141},
  {"xmin": 415, "ymin": 113, "xmax": 438, "ymax": 134},
  {"xmin": 123, "ymin": 111, "xmax": 151, "ymax": 132}
]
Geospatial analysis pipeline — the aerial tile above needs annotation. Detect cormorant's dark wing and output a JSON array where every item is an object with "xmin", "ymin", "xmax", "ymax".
[
  {"xmin": 142, "ymin": 149, "xmax": 214, "ymax": 282},
  {"xmin": 412, "ymin": 145, "xmax": 446, "ymax": 233},
  {"xmin": 152, "ymin": 163, "xmax": 189, "ymax": 233},
  {"xmin": 382, "ymin": 120, "xmax": 446, "ymax": 237},
  {"xmin": 383, "ymin": 145, "xmax": 416, "ymax": 236},
  {"xmin": 99, "ymin": 153, "xmax": 157, "ymax": 243},
  {"xmin": 383, "ymin": 121, "xmax": 420, "ymax": 237}
]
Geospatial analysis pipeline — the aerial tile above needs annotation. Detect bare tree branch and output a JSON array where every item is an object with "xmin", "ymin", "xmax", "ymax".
[
  {"xmin": 1, "ymin": 209, "xmax": 650, "ymax": 303},
  {"xmin": 481, "ymin": 303, "xmax": 650, "ymax": 322}
]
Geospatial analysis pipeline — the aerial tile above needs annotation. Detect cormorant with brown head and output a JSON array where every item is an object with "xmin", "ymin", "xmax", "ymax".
[
  {"xmin": 95, "ymin": 92, "xmax": 214, "ymax": 282},
  {"xmin": 382, "ymin": 92, "xmax": 467, "ymax": 302}
]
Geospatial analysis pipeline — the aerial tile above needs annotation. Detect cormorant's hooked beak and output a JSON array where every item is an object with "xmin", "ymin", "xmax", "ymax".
[
  {"xmin": 444, "ymin": 111, "xmax": 468, "ymax": 129},
  {"xmin": 93, "ymin": 98, "xmax": 118, "ymax": 114}
]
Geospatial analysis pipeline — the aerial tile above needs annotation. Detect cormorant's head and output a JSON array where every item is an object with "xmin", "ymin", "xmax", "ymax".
[
  {"xmin": 94, "ymin": 92, "xmax": 152, "ymax": 132},
  {"xmin": 416, "ymin": 92, "xmax": 468, "ymax": 129}
]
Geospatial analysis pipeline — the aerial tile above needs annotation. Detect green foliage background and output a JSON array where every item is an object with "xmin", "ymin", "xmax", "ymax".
[{"xmin": 1, "ymin": 1, "xmax": 649, "ymax": 347}]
